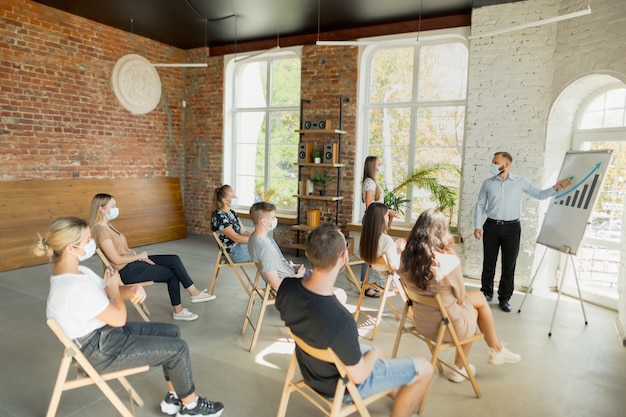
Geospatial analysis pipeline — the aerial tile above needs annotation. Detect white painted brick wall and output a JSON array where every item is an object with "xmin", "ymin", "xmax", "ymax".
[{"xmin": 460, "ymin": 0, "xmax": 626, "ymax": 334}]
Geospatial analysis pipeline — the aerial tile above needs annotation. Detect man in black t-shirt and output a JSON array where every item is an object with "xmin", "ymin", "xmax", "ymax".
[{"xmin": 276, "ymin": 223, "xmax": 433, "ymax": 417}]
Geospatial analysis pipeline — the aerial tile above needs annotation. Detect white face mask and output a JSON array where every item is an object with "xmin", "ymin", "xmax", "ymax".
[
  {"xmin": 267, "ymin": 218, "xmax": 278, "ymax": 231},
  {"xmin": 377, "ymin": 165, "xmax": 384, "ymax": 174},
  {"xmin": 490, "ymin": 164, "xmax": 502, "ymax": 176},
  {"xmin": 106, "ymin": 207, "xmax": 119, "ymax": 221},
  {"xmin": 73, "ymin": 239, "xmax": 96, "ymax": 262}
]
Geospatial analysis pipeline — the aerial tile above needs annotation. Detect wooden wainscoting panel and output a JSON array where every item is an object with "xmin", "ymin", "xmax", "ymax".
[{"xmin": 0, "ymin": 177, "xmax": 186, "ymax": 272}]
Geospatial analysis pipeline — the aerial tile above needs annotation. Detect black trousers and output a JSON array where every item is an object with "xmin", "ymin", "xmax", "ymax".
[{"xmin": 480, "ymin": 219, "xmax": 521, "ymax": 302}]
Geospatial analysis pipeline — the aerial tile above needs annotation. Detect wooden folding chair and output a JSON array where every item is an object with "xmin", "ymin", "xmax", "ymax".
[
  {"xmin": 276, "ymin": 329, "xmax": 395, "ymax": 417},
  {"xmin": 96, "ymin": 248, "xmax": 153, "ymax": 322},
  {"xmin": 208, "ymin": 231, "xmax": 256, "ymax": 297},
  {"xmin": 391, "ymin": 288, "xmax": 483, "ymax": 414},
  {"xmin": 46, "ymin": 318, "xmax": 149, "ymax": 417},
  {"xmin": 241, "ymin": 263, "xmax": 275, "ymax": 352},
  {"xmin": 343, "ymin": 253, "xmax": 365, "ymax": 292},
  {"xmin": 353, "ymin": 255, "xmax": 405, "ymax": 341}
]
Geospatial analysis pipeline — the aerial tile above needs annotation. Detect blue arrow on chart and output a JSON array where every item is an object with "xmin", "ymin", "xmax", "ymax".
[{"xmin": 555, "ymin": 162, "xmax": 602, "ymax": 199}]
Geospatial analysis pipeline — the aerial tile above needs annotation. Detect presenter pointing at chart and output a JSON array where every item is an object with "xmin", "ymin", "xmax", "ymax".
[{"xmin": 473, "ymin": 151, "xmax": 571, "ymax": 313}]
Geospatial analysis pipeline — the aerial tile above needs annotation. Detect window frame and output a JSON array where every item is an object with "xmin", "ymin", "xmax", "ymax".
[
  {"xmin": 355, "ymin": 34, "xmax": 469, "ymax": 226},
  {"xmin": 224, "ymin": 47, "xmax": 303, "ymax": 214}
]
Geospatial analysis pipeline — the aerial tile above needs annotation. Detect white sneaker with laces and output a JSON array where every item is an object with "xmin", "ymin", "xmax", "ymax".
[
  {"xmin": 488, "ymin": 344, "xmax": 521, "ymax": 365},
  {"xmin": 191, "ymin": 289, "xmax": 216, "ymax": 303},
  {"xmin": 173, "ymin": 308, "xmax": 199, "ymax": 321},
  {"xmin": 447, "ymin": 364, "xmax": 477, "ymax": 383}
]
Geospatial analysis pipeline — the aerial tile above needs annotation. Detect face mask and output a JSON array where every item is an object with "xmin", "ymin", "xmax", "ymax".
[
  {"xmin": 490, "ymin": 164, "xmax": 502, "ymax": 176},
  {"xmin": 377, "ymin": 165, "xmax": 384, "ymax": 174},
  {"xmin": 106, "ymin": 207, "xmax": 119, "ymax": 220},
  {"xmin": 267, "ymin": 218, "xmax": 278, "ymax": 231},
  {"xmin": 73, "ymin": 239, "xmax": 96, "ymax": 262}
]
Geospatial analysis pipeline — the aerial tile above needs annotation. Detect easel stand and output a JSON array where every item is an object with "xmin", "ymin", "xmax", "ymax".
[{"xmin": 517, "ymin": 245, "xmax": 588, "ymax": 336}]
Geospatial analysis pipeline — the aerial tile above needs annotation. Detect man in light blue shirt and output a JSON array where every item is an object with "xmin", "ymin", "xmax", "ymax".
[{"xmin": 474, "ymin": 151, "xmax": 571, "ymax": 312}]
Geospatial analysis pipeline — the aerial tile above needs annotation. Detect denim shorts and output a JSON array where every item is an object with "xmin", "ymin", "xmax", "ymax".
[
  {"xmin": 343, "ymin": 345, "xmax": 419, "ymax": 402},
  {"xmin": 229, "ymin": 243, "xmax": 251, "ymax": 263}
]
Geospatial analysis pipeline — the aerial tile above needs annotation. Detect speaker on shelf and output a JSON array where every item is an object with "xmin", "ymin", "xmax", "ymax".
[
  {"xmin": 303, "ymin": 120, "xmax": 332, "ymax": 130},
  {"xmin": 324, "ymin": 143, "xmax": 338, "ymax": 164},
  {"xmin": 298, "ymin": 143, "xmax": 313, "ymax": 163}
]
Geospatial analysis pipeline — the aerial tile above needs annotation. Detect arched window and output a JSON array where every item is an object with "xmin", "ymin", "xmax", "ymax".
[
  {"xmin": 571, "ymin": 86, "xmax": 626, "ymax": 306},
  {"xmin": 224, "ymin": 48, "xmax": 302, "ymax": 212}
]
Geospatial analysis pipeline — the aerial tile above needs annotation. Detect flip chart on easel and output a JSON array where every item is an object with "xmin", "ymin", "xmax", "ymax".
[{"xmin": 536, "ymin": 150, "xmax": 613, "ymax": 255}]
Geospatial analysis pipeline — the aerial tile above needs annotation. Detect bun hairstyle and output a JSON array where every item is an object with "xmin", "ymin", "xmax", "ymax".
[
  {"xmin": 33, "ymin": 217, "xmax": 89, "ymax": 262},
  {"xmin": 214, "ymin": 184, "xmax": 232, "ymax": 212}
]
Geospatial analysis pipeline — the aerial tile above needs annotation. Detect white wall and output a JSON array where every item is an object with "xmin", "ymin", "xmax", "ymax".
[{"xmin": 460, "ymin": 0, "xmax": 626, "ymax": 342}]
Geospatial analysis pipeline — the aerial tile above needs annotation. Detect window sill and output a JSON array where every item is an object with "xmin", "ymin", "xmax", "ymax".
[{"xmin": 234, "ymin": 209, "xmax": 298, "ymax": 225}]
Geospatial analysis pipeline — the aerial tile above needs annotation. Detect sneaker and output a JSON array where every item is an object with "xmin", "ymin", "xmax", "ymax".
[
  {"xmin": 447, "ymin": 364, "xmax": 477, "ymax": 383},
  {"xmin": 173, "ymin": 308, "xmax": 199, "ymax": 321},
  {"xmin": 190, "ymin": 289, "xmax": 216, "ymax": 303},
  {"xmin": 176, "ymin": 396, "xmax": 224, "ymax": 417},
  {"xmin": 160, "ymin": 392, "xmax": 181, "ymax": 415},
  {"xmin": 488, "ymin": 344, "xmax": 522, "ymax": 365}
]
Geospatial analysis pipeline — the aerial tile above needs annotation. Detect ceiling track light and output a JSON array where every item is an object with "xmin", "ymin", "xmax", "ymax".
[{"xmin": 468, "ymin": 5, "xmax": 591, "ymax": 40}]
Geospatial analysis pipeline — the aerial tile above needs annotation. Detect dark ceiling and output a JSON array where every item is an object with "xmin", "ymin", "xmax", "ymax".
[{"xmin": 33, "ymin": 0, "xmax": 523, "ymax": 52}]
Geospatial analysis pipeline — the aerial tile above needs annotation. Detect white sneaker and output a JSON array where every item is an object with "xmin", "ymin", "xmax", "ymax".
[
  {"xmin": 488, "ymin": 344, "xmax": 522, "ymax": 365},
  {"xmin": 190, "ymin": 289, "xmax": 216, "ymax": 303},
  {"xmin": 447, "ymin": 364, "xmax": 477, "ymax": 383},
  {"xmin": 173, "ymin": 308, "xmax": 198, "ymax": 321}
]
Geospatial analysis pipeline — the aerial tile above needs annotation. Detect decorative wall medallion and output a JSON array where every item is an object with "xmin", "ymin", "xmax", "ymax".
[{"xmin": 111, "ymin": 54, "xmax": 162, "ymax": 115}]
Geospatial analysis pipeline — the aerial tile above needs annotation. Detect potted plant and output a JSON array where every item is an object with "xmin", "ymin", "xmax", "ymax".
[
  {"xmin": 311, "ymin": 171, "xmax": 333, "ymax": 196},
  {"xmin": 312, "ymin": 150, "xmax": 322, "ymax": 164},
  {"xmin": 385, "ymin": 163, "xmax": 459, "ymax": 225}
]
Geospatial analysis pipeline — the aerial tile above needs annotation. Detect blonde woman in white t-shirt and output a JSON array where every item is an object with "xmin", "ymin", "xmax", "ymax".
[{"xmin": 35, "ymin": 217, "xmax": 225, "ymax": 417}]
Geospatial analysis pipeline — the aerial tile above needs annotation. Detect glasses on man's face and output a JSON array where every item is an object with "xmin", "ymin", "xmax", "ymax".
[{"xmin": 346, "ymin": 240, "xmax": 351, "ymax": 249}]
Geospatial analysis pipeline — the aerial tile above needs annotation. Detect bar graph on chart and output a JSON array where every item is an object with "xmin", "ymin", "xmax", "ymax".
[
  {"xmin": 553, "ymin": 162, "xmax": 601, "ymax": 210},
  {"xmin": 538, "ymin": 151, "xmax": 612, "ymax": 255}
]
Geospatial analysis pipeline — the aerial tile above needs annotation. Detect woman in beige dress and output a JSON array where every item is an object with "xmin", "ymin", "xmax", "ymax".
[{"xmin": 398, "ymin": 208, "xmax": 521, "ymax": 383}]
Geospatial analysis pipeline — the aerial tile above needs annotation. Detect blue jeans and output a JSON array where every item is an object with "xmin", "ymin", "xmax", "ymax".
[
  {"xmin": 120, "ymin": 255, "xmax": 195, "ymax": 306},
  {"xmin": 229, "ymin": 243, "xmax": 251, "ymax": 263},
  {"xmin": 343, "ymin": 345, "xmax": 419, "ymax": 402},
  {"xmin": 79, "ymin": 322, "xmax": 196, "ymax": 399}
]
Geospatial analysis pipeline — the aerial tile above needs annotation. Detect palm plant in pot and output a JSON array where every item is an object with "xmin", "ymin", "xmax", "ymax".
[
  {"xmin": 311, "ymin": 171, "xmax": 333, "ymax": 196},
  {"xmin": 384, "ymin": 163, "xmax": 459, "ymax": 226}
]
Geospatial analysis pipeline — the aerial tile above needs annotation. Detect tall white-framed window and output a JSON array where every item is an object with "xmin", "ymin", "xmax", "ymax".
[
  {"xmin": 570, "ymin": 84, "xmax": 626, "ymax": 309},
  {"xmin": 224, "ymin": 48, "xmax": 302, "ymax": 212},
  {"xmin": 358, "ymin": 35, "xmax": 468, "ymax": 227}
]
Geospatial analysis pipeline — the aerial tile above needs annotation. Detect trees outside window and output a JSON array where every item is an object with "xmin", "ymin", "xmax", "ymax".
[
  {"xmin": 227, "ymin": 51, "xmax": 301, "ymax": 212},
  {"xmin": 361, "ymin": 40, "xmax": 468, "ymax": 226}
]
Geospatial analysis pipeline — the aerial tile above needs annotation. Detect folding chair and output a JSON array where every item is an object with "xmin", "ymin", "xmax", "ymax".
[
  {"xmin": 276, "ymin": 329, "xmax": 395, "ymax": 417},
  {"xmin": 391, "ymin": 288, "xmax": 483, "ymax": 414},
  {"xmin": 343, "ymin": 253, "xmax": 365, "ymax": 292},
  {"xmin": 241, "ymin": 263, "xmax": 275, "ymax": 352},
  {"xmin": 208, "ymin": 231, "xmax": 256, "ymax": 297},
  {"xmin": 96, "ymin": 248, "xmax": 153, "ymax": 322},
  {"xmin": 46, "ymin": 318, "xmax": 149, "ymax": 417},
  {"xmin": 353, "ymin": 255, "xmax": 405, "ymax": 341}
]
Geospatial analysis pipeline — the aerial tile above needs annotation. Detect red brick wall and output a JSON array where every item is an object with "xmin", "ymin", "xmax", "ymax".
[
  {"xmin": 0, "ymin": 0, "xmax": 186, "ymax": 182},
  {"xmin": 299, "ymin": 45, "xmax": 359, "ymax": 229},
  {"xmin": 182, "ymin": 48, "xmax": 224, "ymax": 234},
  {"xmin": 1, "ymin": 1, "xmax": 360, "ymax": 243}
]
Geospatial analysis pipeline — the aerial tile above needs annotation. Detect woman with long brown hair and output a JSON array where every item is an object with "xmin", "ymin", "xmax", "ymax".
[{"xmin": 399, "ymin": 208, "xmax": 521, "ymax": 383}]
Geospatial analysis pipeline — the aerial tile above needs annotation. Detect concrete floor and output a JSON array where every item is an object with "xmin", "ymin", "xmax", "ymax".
[{"xmin": 1, "ymin": 234, "xmax": 625, "ymax": 417}]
